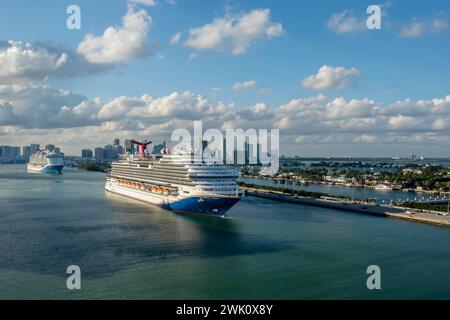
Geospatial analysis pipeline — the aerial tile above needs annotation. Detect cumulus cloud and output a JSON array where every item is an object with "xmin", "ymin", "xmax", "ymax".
[
  {"xmin": 0, "ymin": 41, "xmax": 69, "ymax": 85},
  {"xmin": 0, "ymin": 8, "xmax": 155, "ymax": 85},
  {"xmin": 399, "ymin": 17, "xmax": 448, "ymax": 38},
  {"xmin": 183, "ymin": 9, "xmax": 284, "ymax": 55},
  {"xmin": 274, "ymin": 95, "xmax": 450, "ymax": 140},
  {"xmin": 77, "ymin": 6, "xmax": 151, "ymax": 64},
  {"xmin": 302, "ymin": 65, "xmax": 361, "ymax": 91},
  {"xmin": 353, "ymin": 134, "xmax": 379, "ymax": 143},
  {"xmin": 1, "ymin": 74, "xmax": 450, "ymax": 154},
  {"xmin": 232, "ymin": 80, "xmax": 257, "ymax": 92},
  {"xmin": 127, "ymin": 0, "xmax": 175, "ymax": 5},
  {"xmin": 128, "ymin": 0, "xmax": 157, "ymax": 6},
  {"xmin": 170, "ymin": 32, "xmax": 182, "ymax": 45},
  {"xmin": 327, "ymin": 11, "xmax": 366, "ymax": 34}
]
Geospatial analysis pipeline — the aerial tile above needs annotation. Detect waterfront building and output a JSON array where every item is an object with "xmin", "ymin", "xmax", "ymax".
[
  {"xmin": 153, "ymin": 141, "xmax": 166, "ymax": 155},
  {"xmin": 0, "ymin": 145, "xmax": 20, "ymax": 158},
  {"xmin": 124, "ymin": 139, "xmax": 135, "ymax": 155},
  {"xmin": 95, "ymin": 147, "xmax": 104, "ymax": 161},
  {"xmin": 45, "ymin": 144, "xmax": 55, "ymax": 152},
  {"xmin": 81, "ymin": 149, "xmax": 93, "ymax": 159},
  {"xmin": 22, "ymin": 146, "xmax": 31, "ymax": 160}
]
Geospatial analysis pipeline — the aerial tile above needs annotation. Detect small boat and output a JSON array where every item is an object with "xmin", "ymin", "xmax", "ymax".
[{"xmin": 374, "ymin": 184, "xmax": 393, "ymax": 191}]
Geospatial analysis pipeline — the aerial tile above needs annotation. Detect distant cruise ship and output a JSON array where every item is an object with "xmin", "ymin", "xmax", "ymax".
[
  {"xmin": 105, "ymin": 141, "xmax": 243, "ymax": 217},
  {"xmin": 27, "ymin": 150, "xmax": 64, "ymax": 174}
]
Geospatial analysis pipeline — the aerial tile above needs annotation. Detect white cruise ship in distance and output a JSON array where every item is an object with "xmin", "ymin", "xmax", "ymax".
[
  {"xmin": 105, "ymin": 140, "xmax": 243, "ymax": 217},
  {"xmin": 27, "ymin": 149, "xmax": 64, "ymax": 174}
]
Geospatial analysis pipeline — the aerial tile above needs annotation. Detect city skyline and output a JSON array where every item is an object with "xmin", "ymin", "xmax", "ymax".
[{"xmin": 1, "ymin": 1, "xmax": 450, "ymax": 157}]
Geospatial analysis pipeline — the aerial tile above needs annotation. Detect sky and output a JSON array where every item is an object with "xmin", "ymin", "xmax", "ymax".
[{"xmin": 0, "ymin": 0, "xmax": 449, "ymax": 157}]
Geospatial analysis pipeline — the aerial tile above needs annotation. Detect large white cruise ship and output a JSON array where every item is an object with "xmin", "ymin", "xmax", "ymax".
[
  {"xmin": 105, "ymin": 141, "xmax": 243, "ymax": 217},
  {"xmin": 27, "ymin": 150, "xmax": 64, "ymax": 174}
]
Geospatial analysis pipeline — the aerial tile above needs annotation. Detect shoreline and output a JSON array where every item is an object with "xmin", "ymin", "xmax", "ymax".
[
  {"xmin": 240, "ymin": 175, "xmax": 450, "ymax": 197},
  {"xmin": 243, "ymin": 187, "xmax": 450, "ymax": 229}
]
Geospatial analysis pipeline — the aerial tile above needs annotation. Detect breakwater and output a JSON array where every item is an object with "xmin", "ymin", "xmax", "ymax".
[{"xmin": 243, "ymin": 188, "xmax": 450, "ymax": 228}]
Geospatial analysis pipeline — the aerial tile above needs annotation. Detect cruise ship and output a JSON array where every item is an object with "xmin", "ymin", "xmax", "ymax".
[
  {"xmin": 27, "ymin": 150, "xmax": 64, "ymax": 174},
  {"xmin": 105, "ymin": 141, "xmax": 243, "ymax": 217}
]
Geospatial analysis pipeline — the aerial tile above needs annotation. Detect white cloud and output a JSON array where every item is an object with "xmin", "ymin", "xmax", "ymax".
[
  {"xmin": 400, "ymin": 17, "xmax": 448, "ymax": 38},
  {"xmin": 353, "ymin": 134, "xmax": 379, "ymax": 143},
  {"xmin": 77, "ymin": 6, "xmax": 151, "ymax": 64},
  {"xmin": 188, "ymin": 52, "xmax": 198, "ymax": 62},
  {"xmin": 0, "ymin": 41, "xmax": 68, "ymax": 85},
  {"xmin": 184, "ymin": 9, "xmax": 284, "ymax": 55},
  {"xmin": 1, "ymin": 79, "xmax": 450, "ymax": 154},
  {"xmin": 170, "ymin": 32, "xmax": 182, "ymax": 45},
  {"xmin": 128, "ymin": 0, "xmax": 156, "ymax": 6},
  {"xmin": 232, "ymin": 80, "xmax": 257, "ymax": 92},
  {"xmin": 399, "ymin": 21, "xmax": 424, "ymax": 38},
  {"xmin": 430, "ymin": 17, "xmax": 448, "ymax": 34},
  {"xmin": 327, "ymin": 11, "xmax": 366, "ymax": 34},
  {"xmin": 302, "ymin": 65, "xmax": 361, "ymax": 91}
]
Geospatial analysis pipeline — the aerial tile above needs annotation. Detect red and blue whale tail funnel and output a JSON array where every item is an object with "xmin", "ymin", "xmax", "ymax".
[{"xmin": 132, "ymin": 140, "xmax": 152, "ymax": 160}]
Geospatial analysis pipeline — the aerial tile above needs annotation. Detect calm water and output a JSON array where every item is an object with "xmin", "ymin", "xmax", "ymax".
[
  {"xmin": 1, "ymin": 164, "xmax": 450, "ymax": 299},
  {"xmin": 240, "ymin": 177, "xmax": 431, "ymax": 203}
]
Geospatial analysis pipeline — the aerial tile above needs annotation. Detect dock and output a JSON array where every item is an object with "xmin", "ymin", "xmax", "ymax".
[{"xmin": 243, "ymin": 188, "xmax": 450, "ymax": 228}]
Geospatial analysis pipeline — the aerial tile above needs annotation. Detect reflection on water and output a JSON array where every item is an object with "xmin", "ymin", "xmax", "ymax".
[{"xmin": 1, "ymin": 164, "xmax": 450, "ymax": 299}]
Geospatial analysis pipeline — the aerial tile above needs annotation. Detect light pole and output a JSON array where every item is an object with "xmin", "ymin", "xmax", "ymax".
[{"xmin": 447, "ymin": 200, "xmax": 449, "ymax": 216}]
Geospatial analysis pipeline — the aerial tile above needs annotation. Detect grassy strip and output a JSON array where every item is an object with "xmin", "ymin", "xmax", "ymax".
[
  {"xmin": 239, "ymin": 182, "xmax": 347, "ymax": 200},
  {"xmin": 399, "ymin": 202, "xmax": 449, "ymax": 213}
]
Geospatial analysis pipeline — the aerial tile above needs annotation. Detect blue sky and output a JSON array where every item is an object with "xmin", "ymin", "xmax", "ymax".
[{"xmin": 0, "ymin": 0, "xmax": 449, "ymax": 157}]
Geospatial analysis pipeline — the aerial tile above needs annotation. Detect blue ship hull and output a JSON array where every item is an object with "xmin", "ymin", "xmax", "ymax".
[{"xmin": 164, "ymin": 196, "xmax": 241, "ymax": 217}]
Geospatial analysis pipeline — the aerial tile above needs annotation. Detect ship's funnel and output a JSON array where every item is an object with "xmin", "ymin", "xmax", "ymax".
[{"xmin": 132, "ymin": 140, "xmax": 152, "ymax": 160}]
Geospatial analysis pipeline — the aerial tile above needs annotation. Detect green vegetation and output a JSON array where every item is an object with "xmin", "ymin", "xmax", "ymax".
[
  {"xmin": 77, "ymin": 162, "xmax": 111, "ymax": 173},
  {"xmin": 399, "ymin": 202, "xmax": 449, "ymax": 213},
  {"xmin": 271, "ymin": 164, "xmax": 450, "ymax": 192},
  {"xmin": 239, "ymin": 182, "xmax": 346, "ymax": 200}
]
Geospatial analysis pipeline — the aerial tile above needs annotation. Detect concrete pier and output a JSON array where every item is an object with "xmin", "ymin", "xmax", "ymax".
[{"xmin": 243, "ymin": 188, "xmax": 450, "ymax": 228}]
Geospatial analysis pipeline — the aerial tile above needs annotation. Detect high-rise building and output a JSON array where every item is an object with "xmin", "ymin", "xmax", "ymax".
[
  {"xmin": 223, "ymin": 137, "xmax": 227, "ymax": 164},
  {"xmin": 82, "ymin": 149, "xmax": 93, "ymax": 158},
  {"xmin": 22, "ymin": 146, "xmax": 31, "ymax": 159},
  {"xmin": 0, "ymin": 146, "xmax": 20, "ymax": 158},
  {"xmin": 114, "ymin": 138, "xmax": 120, "ymax": 146},
  {"xmin": 153, "ymin": 141, "xmax": 166, "ymax": 155},
  {"xmin": 30, "ymin": 144, "xmax": 40, "ymax": 155},
  {"xmin": 13, "ymin": 146, "xmax": 20, "ymax": 158},
  {"xmin": 124, "ymin": 139, "xmax": 135, "ymax": 155},
  {"xmin": 103, "ymin": 145, "xmax": 120, "ymax": 160},
  {"xmin": 46, "ymin": 144, "xmax": 55, "ymax": 152},
  {"xmin": 95, "ymin": 147, "xmax": 104, "ymax": 161},
  {"xmin": 54, "ymin": 147, "xmax": 61, "ymax": 154}
]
